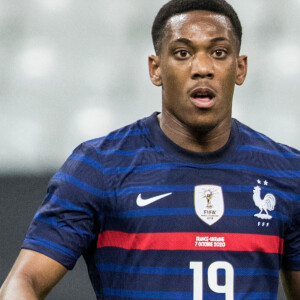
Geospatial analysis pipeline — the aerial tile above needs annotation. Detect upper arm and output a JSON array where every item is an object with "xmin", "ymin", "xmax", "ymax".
[
  {"xmin": 0, "ymin": 249, "xmax": 67, "ymax": 299},
  {"xmin": 281, "ymin": 270, "xmax": 300, "ymax": 300}
]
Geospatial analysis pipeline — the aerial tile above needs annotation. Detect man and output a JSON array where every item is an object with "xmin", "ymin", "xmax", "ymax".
[{"xmin": 1, "ymin": 0, "xmax": 299, "ymax": 299}]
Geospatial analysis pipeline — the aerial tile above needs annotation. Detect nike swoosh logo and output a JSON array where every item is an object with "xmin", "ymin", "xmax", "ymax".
[{"xmin": 136, "ymin": 192, "xmax": 172, "ymax": 207}]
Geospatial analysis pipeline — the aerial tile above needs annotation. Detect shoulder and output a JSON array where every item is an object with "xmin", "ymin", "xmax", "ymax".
[
  {"xmin": 77, "ymin": 114, "xmax": 154, "ymax": 154},
  {"xmin": 62, "ymin": 114, "xmax": 157, "ymax": 174},
  {"xmin": 234, "ymin": 119, "xmax": 300, "ymax": 161}
]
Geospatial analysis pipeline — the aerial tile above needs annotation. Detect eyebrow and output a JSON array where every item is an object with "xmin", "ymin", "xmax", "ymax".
[
  {"xmin": 210, "ymin": 37, "xmax": 229, "ymax": 43},
  {"xmin": 172, "ymin": 38, "xmax": 193, "ymax": 45},
  {"xmin": 171, "ymin": 37, "xmax": 229, "ymax": 45}
]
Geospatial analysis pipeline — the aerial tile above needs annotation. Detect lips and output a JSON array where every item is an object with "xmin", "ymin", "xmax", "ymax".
[{"xmin": 189, "ymin": 87, "xmax": 216, "ymax": 108}]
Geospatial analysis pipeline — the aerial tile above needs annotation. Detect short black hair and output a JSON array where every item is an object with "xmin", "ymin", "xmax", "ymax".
[{"xmin": 152, "ymin": 0, "xmax": 242, "ymax": 54}]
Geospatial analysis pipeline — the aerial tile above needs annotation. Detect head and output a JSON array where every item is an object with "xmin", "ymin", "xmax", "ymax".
[
  {"xmin": 152, "ymin": 0, "xmax": 242, "ymax": 55},
  {"xmin": 148, "ymin": 0, "xmax": 247, "ymax": 139}
]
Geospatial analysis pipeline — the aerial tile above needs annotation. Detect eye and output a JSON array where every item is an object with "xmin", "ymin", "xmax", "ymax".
[
  {"xmin": 174, "ymin": 49, "xmax": 191, "ymax": 59},
  {"xmin": 212, "ymin": 49, "xmax": 227, "ymax": 59}
]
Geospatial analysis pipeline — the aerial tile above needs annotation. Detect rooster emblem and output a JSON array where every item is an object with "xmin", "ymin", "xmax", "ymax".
[{"xmin": 253, "ymin": 186, "xmax": 276, "ymax": 220}]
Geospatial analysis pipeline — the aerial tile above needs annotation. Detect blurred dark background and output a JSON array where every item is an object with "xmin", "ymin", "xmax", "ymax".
[{"xmin": 0, "ymin": 174, "xmax": 95, "ymax": 299}]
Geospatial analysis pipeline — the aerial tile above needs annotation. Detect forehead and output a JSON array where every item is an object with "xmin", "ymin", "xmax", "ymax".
[{"xmin": 163, "ymin": 10, "xmax": 235, "ymax": 45}]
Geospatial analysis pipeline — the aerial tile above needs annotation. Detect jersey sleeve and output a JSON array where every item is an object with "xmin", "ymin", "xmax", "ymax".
[
  {"xmin": 22, "ymin": 142, "xmax": 105, "ymax": 270},
  {"xmin": 282, "ymin": 190, "xmax": 300, "ymax": 271}
]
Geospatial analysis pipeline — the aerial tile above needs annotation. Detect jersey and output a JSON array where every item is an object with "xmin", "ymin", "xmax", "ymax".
[{"xmin": 22, "ymin": 112, "xmax": 300, "ymax": 300}]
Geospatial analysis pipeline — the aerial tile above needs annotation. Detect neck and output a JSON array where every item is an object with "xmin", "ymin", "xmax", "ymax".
[{"xmin": 158, "ymin": 112, "xmax": 232, "ymax": 153}]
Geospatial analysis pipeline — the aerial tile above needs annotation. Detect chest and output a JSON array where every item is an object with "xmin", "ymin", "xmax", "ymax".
[{"xmin": 102, "ymin": 165, "xmax": 292, "ymax": 242}]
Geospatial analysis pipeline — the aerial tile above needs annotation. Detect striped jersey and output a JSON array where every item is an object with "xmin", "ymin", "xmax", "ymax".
[{"xmin": 22, "ymin": 112, "xmax": 300, "ymax": 300}]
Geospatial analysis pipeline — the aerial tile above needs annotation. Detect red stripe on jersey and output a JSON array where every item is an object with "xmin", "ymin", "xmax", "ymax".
[{"xmin": 97, "ymin": 231, "xmax": 284, "ymax": 254}]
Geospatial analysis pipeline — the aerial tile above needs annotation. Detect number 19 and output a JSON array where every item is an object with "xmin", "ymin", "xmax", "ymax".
[{"xmin": 190, "ymin": 261, "xmax": 234, "ymax": 300}]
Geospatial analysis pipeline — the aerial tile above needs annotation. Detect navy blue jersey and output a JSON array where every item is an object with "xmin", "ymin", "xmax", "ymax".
[{"xmin": 23, "ymin": 113, "xmax": 300, "ymax": 300}]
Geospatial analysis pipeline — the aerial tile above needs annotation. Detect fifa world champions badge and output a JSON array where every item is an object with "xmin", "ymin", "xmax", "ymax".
[{"xmin": 194, "ymin": 185, "xmax": 224, "ymax": 226}]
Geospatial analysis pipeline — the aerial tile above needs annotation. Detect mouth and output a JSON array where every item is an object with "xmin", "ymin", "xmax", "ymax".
[{"xmin": 189, "ymin": 87, "xmax": 216, "ymax": 108}]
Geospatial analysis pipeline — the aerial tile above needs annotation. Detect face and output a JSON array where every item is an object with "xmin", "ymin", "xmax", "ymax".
[{"xmin": 149, "ymin": 10, "xmax": 247, "ymax": 133}]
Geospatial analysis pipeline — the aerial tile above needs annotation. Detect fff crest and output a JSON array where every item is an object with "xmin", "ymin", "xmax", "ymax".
[{"xmin": 194, "ymin": 185, "xmax": 224, "ymax": 226}]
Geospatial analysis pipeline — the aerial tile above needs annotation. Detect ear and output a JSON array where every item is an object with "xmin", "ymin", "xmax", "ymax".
[
  {"xmin": 235, "ymin": 55, "xmax": 248, "ymax": 86},
  {"xmin": 148, "ymin": 55, "xmax": 162, "ymax": 86}
]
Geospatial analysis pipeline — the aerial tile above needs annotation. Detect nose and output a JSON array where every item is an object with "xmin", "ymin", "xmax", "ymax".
[{"xmin": 191, "ymin": 54, "xmax": 214, "ymax": 80}]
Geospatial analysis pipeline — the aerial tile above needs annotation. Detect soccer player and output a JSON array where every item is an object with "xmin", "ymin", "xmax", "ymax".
[{"xmin": 1, "ymin": 0, "xmax": 299, "ymax": 299}]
